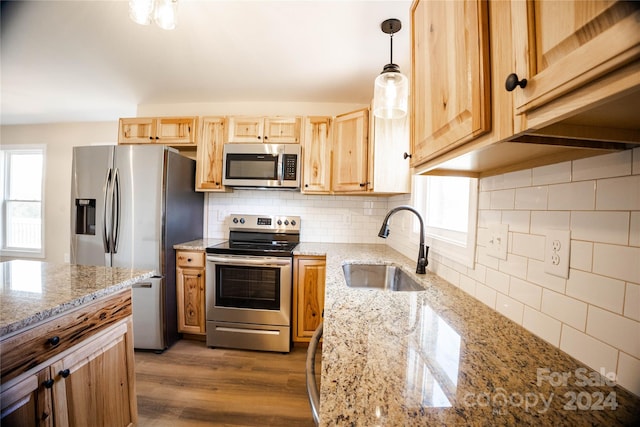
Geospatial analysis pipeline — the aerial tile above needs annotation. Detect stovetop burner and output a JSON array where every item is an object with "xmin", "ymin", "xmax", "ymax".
[{"xmin": 206, "ymin": 214, "xmax": 301, "ymax": 257}]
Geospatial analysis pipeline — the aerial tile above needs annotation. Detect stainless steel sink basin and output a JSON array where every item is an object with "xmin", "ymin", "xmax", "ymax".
[{"xmin": 342, "ymin": 263, "xmax": 425, "ymax": 291}]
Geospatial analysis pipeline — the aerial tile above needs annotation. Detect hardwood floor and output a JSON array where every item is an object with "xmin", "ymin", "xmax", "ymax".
[{"xmin": 134, "ymin": 339, "xmax": 317, "ymax": 427}]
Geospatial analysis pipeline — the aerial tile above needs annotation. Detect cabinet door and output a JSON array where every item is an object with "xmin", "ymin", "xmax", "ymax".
[
  {"xmin": 301, "ymin": 117, "xmax": 332, "ymax": 193},
  {"xmin": 293, "ymin": 256, "xmax": 326, "ymax": 342},
  {"xmin": 411, "ymin": 0, "xmax": 491, "ymax": 166},
  {"xmin": 227, "ymin": 116, "xmax": 264, "ymax": 142},
  {"xmin": 332, "ymin": 109, "xmax": 369, "ymax": 192},
  {"xmin": 263, "ymin": 117, "xmax": 301, "ymax": 143},
  {"xmin": 196, "ymin": 117, "xmax": 226, "ymax": 191},
  {"xmin": 176, "ymin": 266, "xmax": 206, "ymax": 335},
  {"xmin": 0, "ymin": 369, "xmax": 53, "ymax": 427},
  {"xmin": 50, "ymin": 320, "xmax": 137, "ymax": 427},
  {"xmin": 511, "ymin": 0, "xmax": 640, "ymax": 127},
  {"xmin": 118, "ymin": 117, "xmax": 156, "ymax": 144},
  {"xmin": 156, "ymin": 117, "xmax": 198, "ymax": 145}
]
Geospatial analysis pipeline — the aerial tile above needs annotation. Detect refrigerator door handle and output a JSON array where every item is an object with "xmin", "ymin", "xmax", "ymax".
[
  {"xmin": 112, "ymin": 168, "xmax": 121, "ymax": 254},
  {"xmin": 102, "ymin": 168, "xmax": 112, "ymax": 253}
]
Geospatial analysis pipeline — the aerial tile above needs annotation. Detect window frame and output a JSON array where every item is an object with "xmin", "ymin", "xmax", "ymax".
[
  {"xmin": 411, "ymin": 174, "xmax": 478, "ymax": 268},
  {"xmin": 0, "ymin": 145, "xmax": 46, "ymax": 259}
]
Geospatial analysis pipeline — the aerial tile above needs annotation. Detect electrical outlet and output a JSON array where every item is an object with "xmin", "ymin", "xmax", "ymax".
[
  {"xmin": 545, "ymin": 230, "xmax": 571, "ymax": 278},
  {"xmin": 487, "ymin": 224, "xmax": 508, "ymax": 260}
]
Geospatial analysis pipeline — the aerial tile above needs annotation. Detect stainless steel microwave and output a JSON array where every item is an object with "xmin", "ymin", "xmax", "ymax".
[{"xmin": 222, "ymin": 143, "xmax": 301, "ymax": 189}]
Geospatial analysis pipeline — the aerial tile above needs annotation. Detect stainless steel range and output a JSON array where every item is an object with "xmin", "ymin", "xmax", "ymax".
[{"xmin": 205, "ymin": 214, "xmax": 300, "ymax": 352}]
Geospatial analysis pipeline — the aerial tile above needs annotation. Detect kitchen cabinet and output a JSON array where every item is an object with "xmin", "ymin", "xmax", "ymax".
[
  {"xmin": 331, "ymin": 109, "xmax": 370, "ymax": 192},
  {"xmin": 195, "ymin": 116, "xmax": 227, "ymax": 191},
  {"xmin": 410, "ymin": 0, "xmax": 491, "ymax": 167},
  {"xmin": 227, "ymin": 116, "xmax": 302, "ymax": 144},
  {"xmin": 0, "ymin": 291, "xmax": 137, "ymax": 427},
  {"xmin": 176, "ymin": 250, "xmax": 206, "ymax": 335},
  {"xmin": 293, "ymin": 255, "xmax": 326, "ymax": 343},
  {"xmin": 301, "ymin": 116, "xmax": 333, "ymax": 193},
  {"xmin": 118, "ymin": 116, "xmax": 198, "ymax": 146}
]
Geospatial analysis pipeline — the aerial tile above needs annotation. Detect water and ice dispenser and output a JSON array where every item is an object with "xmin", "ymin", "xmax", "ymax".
[{"xmin": 75, "ymin": 198, "xmax": 96, "ymax": 235}]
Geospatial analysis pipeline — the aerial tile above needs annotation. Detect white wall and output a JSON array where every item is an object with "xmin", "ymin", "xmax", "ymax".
[
  {"xmin": 0, "ymin": 122, "xmax": 119, "ymax": 263},
  {"xmin": 387, "ymin": 148, "xmax": 640, "ymax": 397}
]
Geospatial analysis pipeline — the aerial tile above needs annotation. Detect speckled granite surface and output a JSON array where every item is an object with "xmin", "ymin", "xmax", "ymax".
[
  {"xmin": 294, "ymin": 243, "xmax": 640, "ymax": 426},
  {"xmin": 173, "ymin": 238, "xmax": 226, "ymax": 251},
  {"xmin": 0, "ymin": 260, "xmax": 154, "ymax": 338}
]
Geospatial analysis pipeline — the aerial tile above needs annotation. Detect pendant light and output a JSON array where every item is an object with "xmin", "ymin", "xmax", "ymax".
[
  {"xmin": 372, "ymin": 18, "xmax": 408, "ymax": 120},
  {"xmin": 129, "ymin": 0, "xmax": 178, "ymax": 30}
]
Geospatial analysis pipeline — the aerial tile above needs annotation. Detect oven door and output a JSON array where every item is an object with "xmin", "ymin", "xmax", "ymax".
[{"xmin": 206, "ymin": 254, "xmax": 292, "ymax": 327}]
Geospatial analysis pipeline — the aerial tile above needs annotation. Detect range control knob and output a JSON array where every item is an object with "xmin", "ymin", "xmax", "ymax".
[
  {"xmin": 239, "ymin": 218, "xmax": 245, "ymax": 224},
  {"xmin": 277, "ymin": 219, "xmax": 282, "ymax": 225},
  {"xmin": 291, "ymin": 220, "xmax": 296, "ymax": 226},
  {"xmin": 284, "ymin": 220, "xmax": 289, "ymax": 226},
  {"xmin": 232, "ymin": 217, "xmax": 239, "ymax": 224}
]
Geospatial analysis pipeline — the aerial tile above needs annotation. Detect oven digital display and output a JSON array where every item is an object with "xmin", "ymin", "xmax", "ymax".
[{"xmin": 257, "ymin": 217, "xmax": 272, "ymax": 226}]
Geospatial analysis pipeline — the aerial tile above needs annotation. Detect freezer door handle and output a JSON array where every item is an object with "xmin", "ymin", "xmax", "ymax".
[
  {"xmin": 112, "ymin": 168, "xmax": 121, "ymax": 254},
  {"xmin": 133, "ymin": 282, "xmax": 152, "ymax": 289},
  {"xmin": 102, "ymin": 168, "xmax": 112, "ymax": 253}
]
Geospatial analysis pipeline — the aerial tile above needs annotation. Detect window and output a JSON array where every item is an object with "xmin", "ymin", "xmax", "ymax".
[
  {"xmin": 412, "ymin": 174, "xmax": 478, "ymax": 267},
  {"xmin": 0, "ymin": 146, "xmax": 46, "ymax": 258}
]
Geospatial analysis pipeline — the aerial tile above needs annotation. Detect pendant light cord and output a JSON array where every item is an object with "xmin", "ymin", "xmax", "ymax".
[{"xmin": 389, "ymin": 33, "xmax": 394, "ymax": 65}]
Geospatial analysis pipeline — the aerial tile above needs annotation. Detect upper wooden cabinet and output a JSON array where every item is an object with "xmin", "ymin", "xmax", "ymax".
[
  {"xmin": 302, "ymin": 116, "xmax": 333, "ymax": 193},
  {"xmin": 118, "ymin": 116, "xmax": 198, "ymax": 146},
  {"xmin": 332, "ymin": 109, "xmax": 370, "ymax": 192},
  {"xmin": 227, "ymin": 116, "xmax": 302, "ymax": 143},
  {"xmin": 410, "ymin": 0, "xmax": 491, "ymax": 167},
  {"xmin": 196, "ymin": 117, "xmax": 227, "ymax": 191}
]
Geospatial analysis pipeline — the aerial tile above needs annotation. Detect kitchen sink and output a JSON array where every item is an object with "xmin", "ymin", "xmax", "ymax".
[{"xmin": 342, "ymin": 263, "xmax": 425, "ymax": 291}]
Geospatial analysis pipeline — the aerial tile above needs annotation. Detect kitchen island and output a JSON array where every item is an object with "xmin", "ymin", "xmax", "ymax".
[
  {"xmin": 0, "ymin": 260, "xmax": 153, "ymax": 426},
  {"xmin": 294, "ymin": 243, "xmax": 640, "ymax": 426}
]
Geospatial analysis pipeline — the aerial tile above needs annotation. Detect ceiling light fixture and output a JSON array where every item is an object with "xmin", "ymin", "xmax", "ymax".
[
  {"xmin": 372, "ymin": 18, "xmax": 408, "ymax": 120},
  {"xmin": 129, "ymin": 0, "xmax": 178, "ymax": 30}
]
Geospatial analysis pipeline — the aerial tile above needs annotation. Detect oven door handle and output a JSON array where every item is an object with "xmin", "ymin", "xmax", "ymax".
[{"xmin": 207, "ymin": 255, "xmax": 291, "ymax": 267}]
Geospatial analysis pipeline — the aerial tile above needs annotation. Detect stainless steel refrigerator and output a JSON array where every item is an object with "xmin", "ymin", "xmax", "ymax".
[{"xmin": 71, "ymin": 145, "xmax": 203, "ymax": 351}]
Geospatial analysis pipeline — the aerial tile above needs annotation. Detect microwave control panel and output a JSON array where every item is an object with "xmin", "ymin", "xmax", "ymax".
[{"xmin": 283, "ymin": 154, "xmax": 297, "ymax": 180}]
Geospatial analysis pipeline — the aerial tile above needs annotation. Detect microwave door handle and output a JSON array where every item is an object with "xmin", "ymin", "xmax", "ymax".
[{"xmin": 277, "ymin": 153, "xmax": 284, "ymax": 186}]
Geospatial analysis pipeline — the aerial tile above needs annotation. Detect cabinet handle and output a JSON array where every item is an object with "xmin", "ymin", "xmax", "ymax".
[
  {"xmin": 187, "ymin": 258, "xmax": 192, "ymax": 262},
  {"xmin": 359, "ymin": 182, "xmax": 370, "ymax": 187},
  {"xmin": 47, "ymin": 336, "xmax": 60, "ymax": 346},
  {"xmin": 505, "ymin": 73, "xmax": 527, "ymax": 91},
  {"xmin": 59, "ymin": 369, "xmax": 71, "ymax": 378},
  {"xmin": 42, "ymin": 379, "xmax": 55, "ymax": 389},
  {"xmin": 257, "ymin": 136, "xmax": 262, "ymax": 140},
  {"xmin": 149, "ymin": 136, "xmax": 153, "ymax": 140},
  {"xmin": 264, "ymin": 136, "xmax": 268, "ymax": 140},
  {"xmin": 155, "ymin": 136, "xmax": 160, "ymax": 140},
  {"xmin": 403, "ymin": 152, "xmax": 412, "ymax": 159},
  {"xmin": 197, "ymin": 274, "xmax": 202, "ymax": 278},
  {"xmin": 305, "ymin": 184, "xmax": 309, "ymax": 188}
]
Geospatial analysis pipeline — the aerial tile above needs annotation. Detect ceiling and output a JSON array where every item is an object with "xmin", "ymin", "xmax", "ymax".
[{"xmin": 1, "ymin": 0, "xmax": 412, "ymax": 125}]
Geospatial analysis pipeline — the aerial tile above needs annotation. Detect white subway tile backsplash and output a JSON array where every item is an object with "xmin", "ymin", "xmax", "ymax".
[
  {"xmin": 478, "ymin": 191, "xmax": 491, "ymax": 209},
  {"xmin": 515, "ymin": 186, "xmax": 548, "ymax": 210},
  {"xmin": 512, "ymin": 233, "xmax": 545, "ymax": 260},
  {"xmin": 624, "ymin": 283, "xmax": 640, "ymax": 322},
  {"xmin": 499, "ymin": 253, "xmax": 528, "ymax": 280},
  {"xmin": 532, "ymin": 161, "xmax": 572, "ymax": 186},
  {"xmin": 566, "ymin": 269, "xmax": 626, "ymax": 314},
  {"xmin": 509, "ymin": 277, "xmax": 543, "ymax": 309},
  {"xmin": 475, "ymin": 282, "xmax": 497, "ymax": 308},
  {"xmin": 570, "ymin": 240, "xmax": 593, "ymax": 271},
  {"xmin": 542, "ymin": 290, "xmax": 587, "ymax": 331},
  {"xmin": 485, "ymin": 268, "xmax": 510, "ymax": 294},
  {"xmin": 503, "ymin": 169, "xmax": 532, "ymax": 188},
  {"xmin": 466, "ymin": 263, "xmax": 487, "ymax": 284},
  {"xmin": 587, "ymin": 306, "xmax": 640, "ymax": 358},
  {"xmin": 593, "ymin": 243, "xmax": 640, "ymax": 284},
  {"xmin": 496, "ymin": 293, "xmax": 524, "ymax": 324},
  {"xmin": 596, "ymin": 175, "xmax": 640, "ymax": 211},
  {"xmin": 530, "ymin": 211, "xmax": 570, "ymax": 236},
  {"xmin": 459, "ymin": 275, "xmax": 477, "ymax": 296},
  {"xmin": 490, "ymin": 189, "xmax": 515, "ymax": 209},
  {"xmin": 560, "ymin": 325, "xmax": 619, "ymax": 375},
  {"xmin": 573, "ymin": 150, "xmax": 632, "ymax": 181},
  {"xmin": 571, "ymin": 211, "xmax": 629, "ymax": 245},
  {"xmin": 633, "ymin": 148, "xmax": 640, "ymax": 175},
  {"xmin": 527, "ymin": 259, "xmax": 567, "ymax": 293},
  {"xmin": 522, "ymin": 307, "xmax": 561, "ymax": 346},
  {"xmin": 501, "ymin": 210, "xmax": 530, "ymax": 233},
  {"xmin": 631, "ymin": 212, "xmax": 640, "ymax": 247},
  {"xmin": 548, "ymin": 181, "xmax": 596, "ymax": 210},
  {"xmin": 617, "ymin": 352, "xmax": 640, "ymax": 397}
]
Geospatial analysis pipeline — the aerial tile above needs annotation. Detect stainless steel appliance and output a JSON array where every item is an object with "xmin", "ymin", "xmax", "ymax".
[
  {"xmin": 222, "ymin": 143, "xmax": 301, "ymax": 189},
  {"xmin": 70, "ymin": 145, "xmax": 203, "ymax": 351},
  {"xmin": 205, "ymin": 214, "xmax": 301, "ymax": 352}
]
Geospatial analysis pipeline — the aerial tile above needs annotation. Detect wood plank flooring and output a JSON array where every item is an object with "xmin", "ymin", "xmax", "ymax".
[{"xmin": 134, "ymin": 339, "xmax": 317, "ymax": 427}]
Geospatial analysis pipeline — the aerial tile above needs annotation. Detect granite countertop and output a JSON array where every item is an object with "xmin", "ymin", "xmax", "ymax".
[
  {"xmin": 293, "ymin": 243, "xmax": 640, "ymax": 426},
  {"xmin": 0, "ymin": 260, "xmax": 154, "ymax": 338},
  {"xmin": 173, "ymin": 238, "xmax": 226, "ymax": 251}
]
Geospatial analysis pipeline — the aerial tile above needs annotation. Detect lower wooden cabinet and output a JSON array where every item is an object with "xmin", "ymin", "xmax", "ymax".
[
  {"xmin": 0, "ymin": 291, "xmax": 137, "ymax": 427},
  {"xmin": 293, "ymin": 255, "xmax": 326, "ymax": 342},
  {"xmin": 176, "ymin": 250, "xmax": 206, "ymax": 335}
]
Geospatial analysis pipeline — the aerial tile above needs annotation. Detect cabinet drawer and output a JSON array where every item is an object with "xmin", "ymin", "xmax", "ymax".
[
  {"xmin": 0, "ymin": 290, "xmax": 131, "ymax": 385},
  {"xmin": 176, "ymin": 251, "xmax": 205, "ymax": 268}
]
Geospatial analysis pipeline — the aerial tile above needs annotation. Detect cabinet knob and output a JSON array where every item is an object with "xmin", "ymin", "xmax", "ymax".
[
  {"xmin": 359, "ymin": 182, "xmax": 370, "ymax": 187},
  {"xmin": 505, "ymin": 73, "xmax": 527, "ymax": 91},
  {"xmin": 59, "ymin": 369, "xmax": 71, "ymax": 378},
  {"xmin": 42, "ymin": 379, "xmax": 55, "ymax": 389},
  {"xmin": 197, "ymin": 274, "xmax": 202, "ymax": 278},
  {"xmin": 149, "ymin": 136, "xmax": 153, "ymax": 140},
  {"xmin": 47, "ymin": 336, "xmax": 60, "ymax": 346},
  {"xmin": 155, "ymin": 136, "xmax": 160, "ymax": 140},
  {"xmin": 187, "ymin": 258, "xmax": 192, "ymax": 262},
  {"xmin": 264, "ymin": 136, "xmax": 268, "ymax": 140},
  {"xmin": 403, "ymin": 152, "xmax": 412, "ymax": 159}
]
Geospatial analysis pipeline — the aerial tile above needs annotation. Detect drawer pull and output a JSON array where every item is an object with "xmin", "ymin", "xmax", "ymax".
[
  {"xmin": 47, "ymin": 336, "xmax": 60, "ymax": 346},
  {"xmin": 42, "ymin": 379, "xmax": 55, "ymax": 389},
  {"xmin": 187, "ymin": 258, "xmax": 192, "ymax": 262},
  {"xmin": 59, "ymin": 369, "xmax": 71, "ymax": 378}
]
